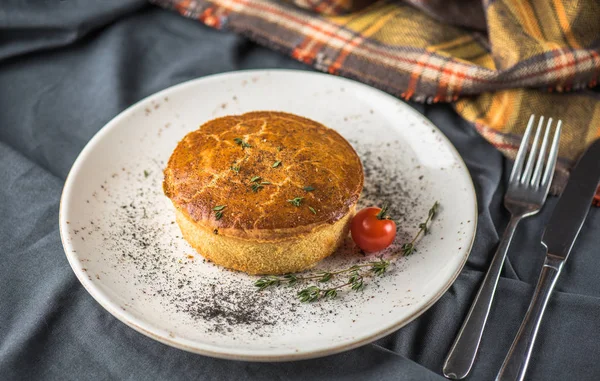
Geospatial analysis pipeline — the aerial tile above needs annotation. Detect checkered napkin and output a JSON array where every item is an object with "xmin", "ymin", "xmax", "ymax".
[{"xmin": 151, "ymin": 0, "xmax": 600, "ymax": 193}]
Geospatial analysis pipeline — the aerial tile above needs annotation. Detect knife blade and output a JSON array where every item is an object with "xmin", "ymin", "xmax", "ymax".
[{"xmin": 542, "ymin": 138, "xmax": 600, "ymax": 260}]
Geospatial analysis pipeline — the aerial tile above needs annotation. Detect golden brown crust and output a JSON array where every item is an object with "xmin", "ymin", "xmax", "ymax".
[{"xmin": 163, "ymin": 111, "xmax": 363, "ymax": 240}]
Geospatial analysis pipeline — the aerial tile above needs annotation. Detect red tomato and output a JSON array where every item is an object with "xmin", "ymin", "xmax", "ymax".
[{"xmin": 350, "ymin": 206, "xmax": 396, "ymax": 252}]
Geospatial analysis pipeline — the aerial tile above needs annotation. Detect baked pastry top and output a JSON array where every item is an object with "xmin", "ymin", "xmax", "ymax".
[{"xmin": 163, "ymin": 111, "xmax": 363, "ymax": 240}]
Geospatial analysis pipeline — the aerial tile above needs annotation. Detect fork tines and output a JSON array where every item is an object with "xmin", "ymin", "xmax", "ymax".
[{"xmin": 509, "ymin": 115, "xmax": 562, "ymax": 188}]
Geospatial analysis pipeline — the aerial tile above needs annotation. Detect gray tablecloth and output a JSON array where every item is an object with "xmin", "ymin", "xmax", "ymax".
[{"xmin": 2, "ymin": 1, "xmax": 599, "ymax": 380}]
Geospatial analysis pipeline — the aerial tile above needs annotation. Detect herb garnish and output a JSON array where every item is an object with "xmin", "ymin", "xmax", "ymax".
[
  {"xmin": 287, "ymin": 197, "xmax": 303, "ymax": 207},
  {"xmin": 143, "ymin": 170, "xmax": 150, "ymax": 178},
  {"xmin": 213, "ymin": 205, "xmax": 226, "ymax": 220},
  {"xmin": 250, "ymin": 177, "xmax": 270, "ymax": 192},
  {"xmin": 233, "ymin": 137, "xmax": 252, "ymax": 148},
  {"xmin": 376, "ymin": 204, "xmax": 389, "ymax": 220},
  {"xmin": 231, "ymin": 165, "xmax": 241, "ymax": 173},
  {"xmin": 272, "ymin": 160, "xmax": 281, "ymax": 168},
  {"xmin": 401, "ymin": 201, "xmax": 438, "ymax": 255},
  {"xmin": 309, "ymin": 206, "xmax": 317, "ymax": 214},
  {"xmin": 255, "ymin": 201, "xmax": 439, "ymax": 302},
  {"xmin": 303, "ymin": 185, "xmax": 315, "ymax": 192}
]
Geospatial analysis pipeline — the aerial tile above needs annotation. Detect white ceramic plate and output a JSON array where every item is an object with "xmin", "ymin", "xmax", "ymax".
[{"xmin": 59, "ymin": 70, "xmax": 477, "ymax": 361}]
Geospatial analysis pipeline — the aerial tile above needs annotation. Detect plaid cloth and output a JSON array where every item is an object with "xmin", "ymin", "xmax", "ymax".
[{"xmin": 151, "ymin": 0, "xmax": 600, "ymax": 193}]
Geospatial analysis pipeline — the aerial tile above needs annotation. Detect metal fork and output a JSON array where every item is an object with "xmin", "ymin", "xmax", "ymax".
[{"xmin": 442, "ymin": 115, "xmax": 562, "ymax": 380}]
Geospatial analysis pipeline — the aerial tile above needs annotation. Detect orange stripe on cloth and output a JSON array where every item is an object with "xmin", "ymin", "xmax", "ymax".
[
  {"xmin": 508, "ymin": 0, "xmax": 563, "ymax": 51},
  {"xmin": 435, "ymin": 61, "xmax": 468, "ymax": 102},
  {"xmin": 513, "ymin": 0, "xmax": 544, "ymax": 40},
  {"xmin": 328, "ymin": 9, "xmax": 399, "ymax": 74},
  {"xmin": 553, "ymin": 0, "xmax": 582, "ymax": 49},
  {"xmin": 292, "ymin": 7, "xmax": 365, "ymax": 65},
  {"xmin": 428, "ymin": 35, "xmax": 474, "ymax": 52},
  {"xmin": 483, "ymin": 90, "xmax": 513, "ymax": 130},
  {"xmin": 402, "ymin": 52, "xmax": 431, "ymax": 100}
]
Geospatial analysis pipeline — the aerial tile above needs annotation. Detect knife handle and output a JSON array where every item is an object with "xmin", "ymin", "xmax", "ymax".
[{"xmin": 496, "ymin": 255, "xmax": 564, "ymax": 381}]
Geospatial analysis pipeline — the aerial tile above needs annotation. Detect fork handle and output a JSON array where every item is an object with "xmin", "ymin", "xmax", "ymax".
[
  {"xmin": 496, "ymin": 255, "xmax": 564, "ymax": 381},
  {"xmin": 443, "ymin": 216, "xmax": 522, "ymax": 379}
]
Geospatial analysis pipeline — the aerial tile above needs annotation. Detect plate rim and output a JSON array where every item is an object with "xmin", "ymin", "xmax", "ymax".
[{"xmin": 59, "ymin": 69, "xmax": 478, "ymax": 362}]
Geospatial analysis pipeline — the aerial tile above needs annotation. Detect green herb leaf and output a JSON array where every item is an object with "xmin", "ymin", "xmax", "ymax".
[
  {"xmin": 429, "ymin": 201, "xmax": 440, "ymax": 218},
  {"xmin": 308, "ymin": 206, "xmax": 317, "ymax": 215},
  {"xmin": 287, "ymin": 197, "xmax": 303, "ymax": 207},
  {"xmin": 231, "ymin": 165, "xmax": 240, "ymax": 173},
  {"xmin": 324, "ymin": 289, "xmax": 338, "ymax": 299},
  {"xmin": 350, "ymin": 277, "xmax": 365, "ymax": 292},
  {"xmin": 234, "ymin": 137, "xmax": 252, "ymax": 148},
  {"xmin": 215, "ymin": 211, "xmax": 223, "ymax": 220},
  {"xmin": 298, "ymin": 286, "xmax": 321, "ymax": 303},
  {"xmin": 255, "ymin": 276, "xmax": 280, "ymax": 291},
  {"xmin": 402, "ymin": 242, "xmax": 415, "ymax": 256},
  {"xmin": 143, "ymin": 170, "xmax": 150, "ymax": 178},
  {"xmin": 318, "ymin": 272, "xmax": 333, "ymax": 282},
  {"xmin": 376, "ymin": 204, "xmax": 389, "ymax": 220},
  {"xmin": 348, "ymin": 269, "xmax": 360, "ymax": 284},
  {"xmin": 250, "ymin": 176, "xmax": 261, "ymax": 183},
  {"xmin": 261, "ymin": 181, "xmax": 271, "ymax": 185},
  {"xmin": 212, "ymin": 205, "xmax": 227, "ymax": 211},
  {"xmin": 272, "ymin": 160, "xmax": 281, "ymax": 168},
  {"xmin": 370, "ymin": 259, "xmax": 390, "ymax": 276},
  {"xmin": 251, "ymin": 183, "xmax": 264, "ymax": 192},
  {"xmin": 303, "ymin": 185, "xmax": 315, "ymax": 192},
  {"xmin": 283, "ymin": 274, "xmax": 298, "ymax": 286}
]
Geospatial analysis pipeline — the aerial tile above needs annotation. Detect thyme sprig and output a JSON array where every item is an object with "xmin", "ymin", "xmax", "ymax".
[
  {"xmin": 401, "ymin": 201, "xmax": 439, "ymax": 256},
  {"xmin": 254, "ymin": 201, "xmax": 439, "ymax": 302}
]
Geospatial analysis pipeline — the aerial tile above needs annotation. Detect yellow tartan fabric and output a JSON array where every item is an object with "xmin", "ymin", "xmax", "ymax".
[{"xmin": 152, "ymin": 0, "xmax": 600, "ymax": 190}]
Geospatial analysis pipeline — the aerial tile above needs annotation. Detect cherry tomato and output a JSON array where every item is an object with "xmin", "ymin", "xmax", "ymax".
[{"xmin": 350, "ymin": 206, "xmax": 396, "ymax": 252}]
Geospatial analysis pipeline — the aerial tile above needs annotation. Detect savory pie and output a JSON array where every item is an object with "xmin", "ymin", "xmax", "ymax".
[{"xmin": 163, "ymin": 111, "xmax": 363, "ymax": 274}]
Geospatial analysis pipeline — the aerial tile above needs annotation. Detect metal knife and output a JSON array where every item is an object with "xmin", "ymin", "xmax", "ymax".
[{"xmin": 496, "ymin": 138, "xmax": 600, "ymax": 381}]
